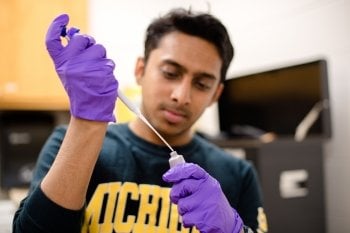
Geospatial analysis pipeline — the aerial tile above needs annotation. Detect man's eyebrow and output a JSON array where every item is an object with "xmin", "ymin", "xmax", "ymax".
[
  {"xmin": 162, "ymin": 59, "xmax": 187, "ymax": 72},
  {"xmin": 162, "ymin": 59, "xmax": 218, "ymax": 80},
  {"xmin": 195, "ymin": 72, "xmax": 217, "ymax": 81}
]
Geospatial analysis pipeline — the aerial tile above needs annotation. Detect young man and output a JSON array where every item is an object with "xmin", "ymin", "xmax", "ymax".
[{"xmin": 13, "ymin": 8, "xmax": 267, "ymax": 233}]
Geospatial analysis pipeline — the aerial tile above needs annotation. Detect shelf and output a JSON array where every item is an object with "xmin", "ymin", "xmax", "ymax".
[{"xmin": 0, "ymin": 95, "xmax": 69, "ymax": 111}]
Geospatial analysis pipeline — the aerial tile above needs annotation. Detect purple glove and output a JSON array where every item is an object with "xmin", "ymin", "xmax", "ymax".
[
  {"xmin": 45, "ymin": 14, "xmax": 118, "ymax": 122},
  {"xmin": 163, "ymin": 163, "xmax": 243, "ymax": 233}
]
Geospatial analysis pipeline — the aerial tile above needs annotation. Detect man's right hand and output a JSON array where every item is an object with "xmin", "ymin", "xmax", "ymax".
[
  {"xmin": 163, "ymin": 163, "xmax": 244, "ymax": 233},
  {"xmin": 45, "ymin": 14, "xmax": 118, "ymax": 122}
]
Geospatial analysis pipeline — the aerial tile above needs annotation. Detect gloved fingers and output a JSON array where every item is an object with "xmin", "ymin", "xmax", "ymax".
[
  {"xmin": 86, "ymin": 74, "xmax": 118, "ymax": 94},
  {"xmin": 180, "ymin": 210, "xmax": 198, "ymax": 229},
  {"xmin": 100, "ymin": 59, "xmax": 116, "ymax": 76},
  {"xmin": 66, "ymin": 27, "xmax": 80, "ymax": 39},
  {"xmin": 180, "ymin": 203, "xmax": 224, "ymax": 231},
  {"xmin": 176, "ymin": 196, "xmax": 197, "ymax": 216},
  {"xmin": 65, "ymin": 34, "xmax": 96, "ymax": 56},
  {"xmin": 169, "ymin": 178, "xmax": 203, "ymax": 204},
  {"xmin": 163, "ymin": 163, "xmax": 208, "ymax": 183},
  {"xmin": 181, "ymin": 216, "xmax": 196, "ymax": 229},
  {"xmin": 64, "ymin": 56, "xmax": 115, "ymax": 76},
  {"xmin": 82, "ymin": 59, "xmax": 115, "ymax": 76},
  {"xmin": 45, "ymin": 14, "xmax": 69, "ymax": 58},
  {"xmin": 64, "ymin": 63, "xmax": 116, "ymax": 92},
  {"xmin": 182, "ymin": 214, "xmax": 218, "ymax": 232},
  {"xmin": 79, "ymin": 44, "xmax": 108, "ymax": 60}
]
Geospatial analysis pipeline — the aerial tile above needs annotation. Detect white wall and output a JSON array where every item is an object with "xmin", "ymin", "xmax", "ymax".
[{"xmin": 89, "ymin": 1, "xmax": 350, "ymax": 232}]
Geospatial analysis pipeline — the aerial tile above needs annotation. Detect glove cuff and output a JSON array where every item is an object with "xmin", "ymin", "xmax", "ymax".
[
  {"xmin": 69, "ymin": 84, "xmax": 118, "ymax": 122},
  {"xmin": 231, "ymin": 208, "xmax": 244, "ymax": 233}
]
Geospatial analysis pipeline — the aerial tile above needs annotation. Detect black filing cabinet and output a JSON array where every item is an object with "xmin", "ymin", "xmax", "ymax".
[
  {"xmin": 0, "ymin": 111, "xmax": 55, "ymax": 189},
  {"xmin": 213, "ymin": 138, "xmax": 326, "ymax": 233}
]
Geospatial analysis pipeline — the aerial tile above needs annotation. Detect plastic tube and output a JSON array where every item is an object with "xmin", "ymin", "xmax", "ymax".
[{"xmin": 117, "ymin": 90, "xmax": 186, "ymax": 167}]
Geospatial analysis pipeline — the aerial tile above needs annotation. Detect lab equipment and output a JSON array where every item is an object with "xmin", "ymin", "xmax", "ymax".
[
  {"xmin": 58, "ymin": 16, "xmax": 185, "ymax": 166},
  {"xmin": 117, "ymin": 91, "xmax": 185, "ymax": 167},
  {"xmin": 169, "ymin": 151, "xmax": 186, "ymax": 168},
  {"xmin": 162, "ymin": 163, "xmax": 244, "ymax": 233},
  {"xmin": 47, "ymin": 14, "xmax": 118, "ymax": 122},
  {"xmin": 60, "ymin": 26, "xmax": 80, "ymax": 41}
]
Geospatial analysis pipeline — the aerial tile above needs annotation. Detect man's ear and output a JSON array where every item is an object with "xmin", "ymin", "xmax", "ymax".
[
  {"xmin": 208, "ymin": 83, "xmax": 224, "ymax": 107},
  {"xmin": 134, "ymin": 57, "xmax": 145, "ymax": 85}
]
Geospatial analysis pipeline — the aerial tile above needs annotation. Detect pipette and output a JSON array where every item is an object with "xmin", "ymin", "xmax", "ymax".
[
  {"xmin": 117, "ymin": 90, "xmax": 185, "ymax": 167},
  {"xmin": 60, "ymin": 27, "xmax": 185, "ymax": 167},
  {"xmin": 60, "ymin": 26, "xmax": 80, "ymax": 41}
]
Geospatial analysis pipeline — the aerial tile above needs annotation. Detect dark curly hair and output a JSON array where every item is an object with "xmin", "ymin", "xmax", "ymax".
[{"xmin": 144, "ymin": 8, "xmax": 234, "ymax": 82}]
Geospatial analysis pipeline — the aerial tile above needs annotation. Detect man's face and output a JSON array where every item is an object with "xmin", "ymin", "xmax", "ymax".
[{"xmin": 135, "ymin": 31, "xmax": 223, "ymax": 142}]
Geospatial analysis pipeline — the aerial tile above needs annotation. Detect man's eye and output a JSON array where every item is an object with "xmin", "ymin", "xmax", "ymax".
[
  {"xmin": 195, "ymin": 81, "xmax": 212, "ymax": 91},
  {"xmin": 162, "ymin": 69, "xmax": 180, "ymax": 79}
]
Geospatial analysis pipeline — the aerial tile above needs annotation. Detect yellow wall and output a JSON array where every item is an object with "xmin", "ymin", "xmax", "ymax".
[{"xmin": 0, "ymin": 0, "xmax": 87, "ymax": 110}]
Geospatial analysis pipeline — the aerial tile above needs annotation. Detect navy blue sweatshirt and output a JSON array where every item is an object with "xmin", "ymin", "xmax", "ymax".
[{"xmin": 13, "ymin": 123, "xmax": 267, "ymax": 233}]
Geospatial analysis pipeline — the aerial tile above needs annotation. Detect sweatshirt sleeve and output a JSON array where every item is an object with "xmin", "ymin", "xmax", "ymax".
[
  {"xmin": 12, "ymin": 125, "xmax": 84, "ymax": 233},
  {"xmin": 12, "ymin": 186, "xmax": 84, "ymax": 233}
]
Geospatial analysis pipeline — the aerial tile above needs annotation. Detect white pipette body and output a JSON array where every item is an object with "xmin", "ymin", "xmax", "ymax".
[{"xmin": 117, "ymin": 90, "xmax": 185, "ymax": 167}]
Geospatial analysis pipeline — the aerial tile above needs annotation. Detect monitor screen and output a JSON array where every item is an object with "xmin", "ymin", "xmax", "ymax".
[{"xmin": 218, "ymin": 59, "xmax": 331, "ymax": 140}]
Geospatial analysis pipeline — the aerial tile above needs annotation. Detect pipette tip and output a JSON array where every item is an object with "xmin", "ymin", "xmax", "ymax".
[{"xmin": 169, "ymin": 151, "xmax": 186, "ymax": 167}]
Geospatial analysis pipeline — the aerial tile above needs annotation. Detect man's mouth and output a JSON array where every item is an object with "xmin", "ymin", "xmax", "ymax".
[{"xmin": 163, "ymin": 108, "xmax": 187, "ymax": 124}]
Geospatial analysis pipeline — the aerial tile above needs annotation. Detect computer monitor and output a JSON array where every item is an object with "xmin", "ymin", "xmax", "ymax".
[{"xmin": 218, "ymin": 59, "xmax": 331, "ymax": 140}]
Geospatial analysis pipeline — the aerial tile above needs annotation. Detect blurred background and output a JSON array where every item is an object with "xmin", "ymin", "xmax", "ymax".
[{"xmin": 0, "ymin": 0, "xmax": 349, "ymax": 232}]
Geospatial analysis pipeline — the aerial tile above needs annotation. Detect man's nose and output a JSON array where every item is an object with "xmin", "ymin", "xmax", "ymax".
[{"xmin": 170, "ymin": 79, "xmax": 191, "ymax": 105}]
